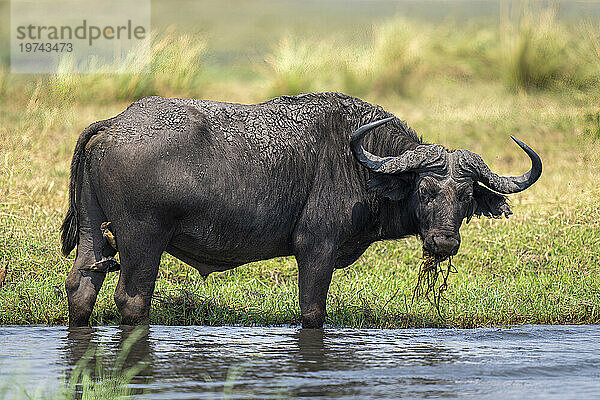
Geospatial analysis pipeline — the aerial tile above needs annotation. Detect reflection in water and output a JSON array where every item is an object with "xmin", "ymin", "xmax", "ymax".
[
  {"xmin": 295, "ymin": 328, "xmax": 326, "ymax": 371},
  {"xmin": 61, "ymin": 326, "xmax": 459, "ymax": 398},
  {"xmin": 63, "ymin": 326, "xmax": 153, "ymax": 397},
  {"xmin": 118, "ymin": 325, "xmax": 153, "ymax": 384},
  {"xmin": 64, "ymin": 326, "xmax": 94, "ymax": 368},
  {"xmin": 1, "ymin": 325, "xmax": 599, "ymax": 399}
]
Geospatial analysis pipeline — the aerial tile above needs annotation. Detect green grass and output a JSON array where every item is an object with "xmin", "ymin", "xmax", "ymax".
[
  {"xmin": 261, "ymin": 6, "xmax": 600, "ymax": 97},
  {"xmin": 1, "ymin": 8, "xmax": 599, "ymax": 328},
  {"xmin": 500, "ymin": 6, "xmax": 598, "ymax": 91}
]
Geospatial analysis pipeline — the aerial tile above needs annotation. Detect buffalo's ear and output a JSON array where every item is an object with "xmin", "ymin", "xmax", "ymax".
[
  {"xmin": 367, "ymin": 174, "xmax": 412, "ymax": 201},
  {"xmin": 471, "ymin": 182, "xmax": 512, "ymax": 219}
]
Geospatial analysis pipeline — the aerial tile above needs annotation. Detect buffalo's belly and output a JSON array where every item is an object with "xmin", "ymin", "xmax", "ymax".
[{"xmin": 167, "ymin": 217, "xmax": 293, "ymax": 273}]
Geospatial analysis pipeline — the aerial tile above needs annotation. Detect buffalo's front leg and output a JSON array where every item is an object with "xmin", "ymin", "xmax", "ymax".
[
  {"xmin": 296, "ymin": 248, "xmax": 335, "ymax": 329},
  {"xmin": 113, "ymin": 221, "xmax": 171, "ymax": 325}
]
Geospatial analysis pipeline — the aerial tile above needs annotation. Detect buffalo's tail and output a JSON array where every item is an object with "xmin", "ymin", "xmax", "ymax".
[{"xmin": 61, "ymin": 119, "xmax": 113, "ymax": 256}]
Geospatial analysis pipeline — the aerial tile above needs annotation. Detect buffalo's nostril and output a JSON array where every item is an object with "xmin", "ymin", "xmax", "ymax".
[{"xmin": 432, "ymin": 235, "xmax": 459, "ymax": 256}]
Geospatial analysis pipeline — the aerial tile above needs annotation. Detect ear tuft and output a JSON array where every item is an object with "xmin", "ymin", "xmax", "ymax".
[{"xmin": 473, "ymin": 182, "xmax": 512, "ymax": 219}]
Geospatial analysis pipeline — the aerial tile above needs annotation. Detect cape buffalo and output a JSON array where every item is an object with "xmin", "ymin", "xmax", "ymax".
[{"xmin": 61, "ymin": 93, "xmax": 541, "ymax": 328}]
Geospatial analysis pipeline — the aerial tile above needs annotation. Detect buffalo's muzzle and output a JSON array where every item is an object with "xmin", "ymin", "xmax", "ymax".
[{"xmin": 424, "ymin": 233, "xmax": 460, "ymax": 258}]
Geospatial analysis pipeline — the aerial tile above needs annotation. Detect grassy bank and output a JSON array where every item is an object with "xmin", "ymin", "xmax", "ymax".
[{"xmin": 1, "ymin": 9, "xmax": 599, "ymax": 328}]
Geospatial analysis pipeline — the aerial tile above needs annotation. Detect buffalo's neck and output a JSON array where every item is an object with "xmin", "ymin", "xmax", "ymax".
[{"xmin": 375, "ymin": 197, "xmax": 419, "ymax": 241}]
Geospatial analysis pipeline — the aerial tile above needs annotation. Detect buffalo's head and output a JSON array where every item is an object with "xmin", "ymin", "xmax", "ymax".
[{"xmin": 351, "ymin": 117, "xmax": 542, "ymax": 260}]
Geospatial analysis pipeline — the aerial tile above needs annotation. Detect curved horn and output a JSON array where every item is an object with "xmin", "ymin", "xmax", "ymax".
[
  {"xmin": 466, "ymin": 136, "xmax": 542, "ymax": 194},
  {"xmin": 350, "ymin": 117, "xmax": 396, "ymax": 172},
  {"xmin": 350, "ymin": 117, "xmax": 445, "ymax": 174}
]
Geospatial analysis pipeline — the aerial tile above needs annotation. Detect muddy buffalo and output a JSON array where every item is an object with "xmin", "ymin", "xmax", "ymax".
[{"xmin": 61, "ymin": 93, "xmax": 541, "ymax": 328}]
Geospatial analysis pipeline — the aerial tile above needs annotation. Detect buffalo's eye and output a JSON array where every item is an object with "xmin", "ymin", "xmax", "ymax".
[{"xmin": 419, "ymin": 188, "xmax": 435, "ymax": 204}]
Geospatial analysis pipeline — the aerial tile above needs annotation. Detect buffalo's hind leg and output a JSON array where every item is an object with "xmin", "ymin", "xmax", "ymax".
[
  {"xmin": 65, "ymin": 176, "xmax": 112, "ymax": 326},
  {"xmin": 66, "ymin": 238, "xmax": 107, "ymax": 326},
  {"xmin": 113, "ymin": 220, "xmax": 172, "ymax": 325}
]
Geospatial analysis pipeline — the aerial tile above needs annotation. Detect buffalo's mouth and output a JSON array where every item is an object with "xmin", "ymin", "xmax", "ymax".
[
  {"xmin": 422, "ymin": 231, "xmax": 460, "ymax": 260},
  {"xmin": 423, "ymin": 249, "xmax": 450, "ymax": 263}
]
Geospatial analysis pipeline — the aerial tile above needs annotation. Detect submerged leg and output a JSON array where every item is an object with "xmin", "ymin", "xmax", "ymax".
[
  {"xmin": 295, "ymin": 242, "xmax": 336, "ymax": 329},
  {"xmin": 113, "ymin": 220, "xmax": 171, "ymax": 325},
  {"xmin": 65, "ymin": 239, "xmax": 107, "ymax": 326},
  {"xmin": 65, "ymin": 175, "xmax": 111, "ymax": 326}
]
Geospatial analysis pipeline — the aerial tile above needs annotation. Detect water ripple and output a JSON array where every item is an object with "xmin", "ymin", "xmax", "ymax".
[{"xmin": 0, "ymin": 325, "xmax": 599, "ymax": 399}]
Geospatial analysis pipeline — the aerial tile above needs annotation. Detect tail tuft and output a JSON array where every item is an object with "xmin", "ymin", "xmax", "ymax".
[{"xmin": 60, "ymin": 208, "xmax": 78, "ymax": 256}]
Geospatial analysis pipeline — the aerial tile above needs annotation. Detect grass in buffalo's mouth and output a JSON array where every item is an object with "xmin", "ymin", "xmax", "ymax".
[{"xmin": 412, "ymin": 251, "xmax": 456, "ymax": 319}]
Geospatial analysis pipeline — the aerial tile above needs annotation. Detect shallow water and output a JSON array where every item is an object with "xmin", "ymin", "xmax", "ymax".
[{"xmin": 0, "ymin": 325, "xmax": 599, "ymax": 399}]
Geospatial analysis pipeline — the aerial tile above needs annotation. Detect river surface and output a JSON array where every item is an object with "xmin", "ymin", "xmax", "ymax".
[{"xmin": 0, "ymin": 325, "xmax": 599, "ymax": 399}]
